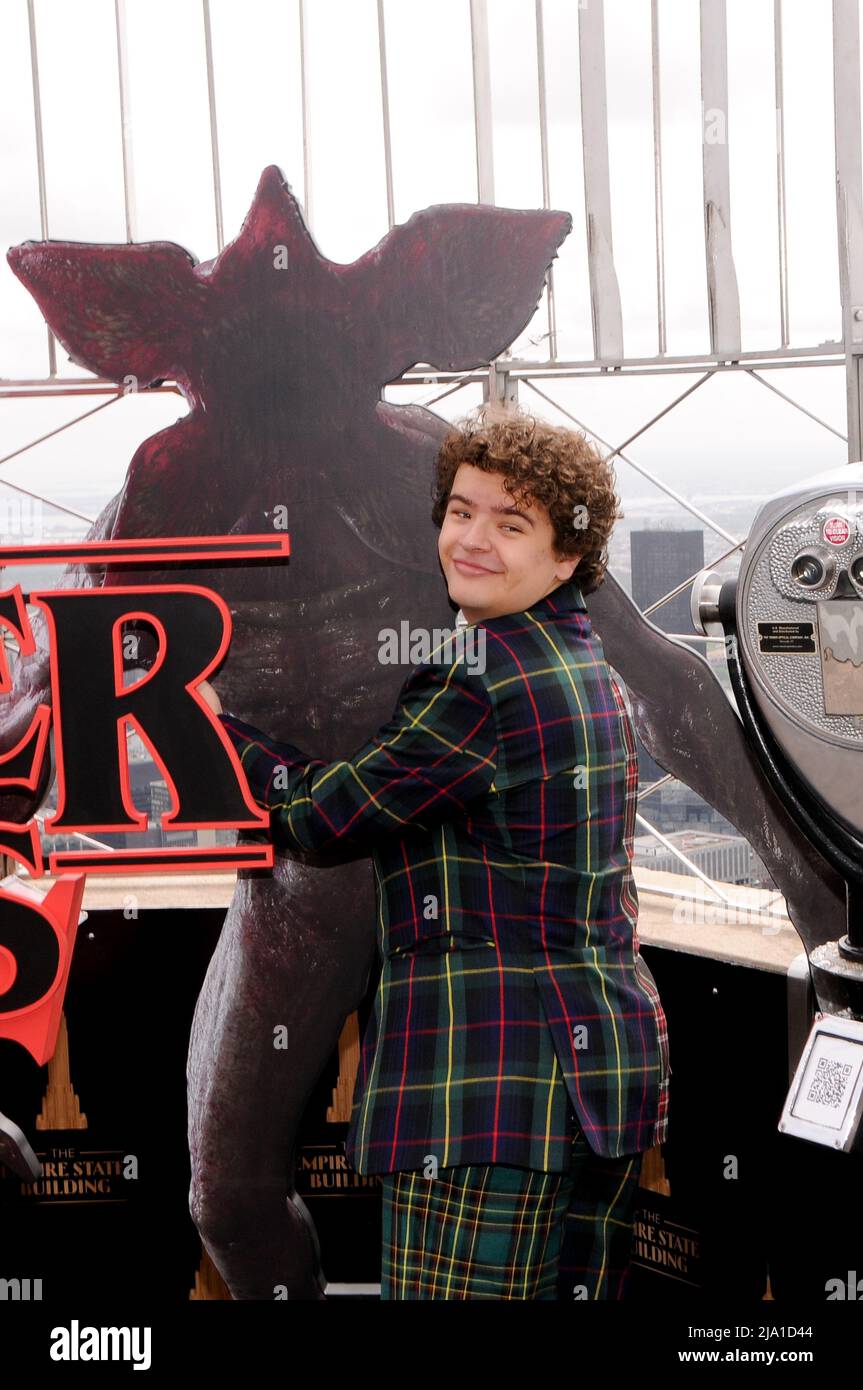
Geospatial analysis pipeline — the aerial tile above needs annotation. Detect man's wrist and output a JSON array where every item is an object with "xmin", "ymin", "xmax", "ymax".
[
  {"xmin": 217, "ymin": 710, "xmax": 259, "ymax": 739},
  {"xmin": 216, "ymin": 711, "xmax": 308, "ymax": 766}
]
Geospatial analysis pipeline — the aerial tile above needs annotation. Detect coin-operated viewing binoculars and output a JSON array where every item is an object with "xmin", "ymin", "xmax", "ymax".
[{"xmin": 692, "ymin": 464, "xmax": 863, "ymax": 1155}]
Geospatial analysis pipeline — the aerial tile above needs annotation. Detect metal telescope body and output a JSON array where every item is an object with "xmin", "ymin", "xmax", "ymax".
[{"xmin": 693, "ymin": 466, "xmax": 863, "ymax": 1152}]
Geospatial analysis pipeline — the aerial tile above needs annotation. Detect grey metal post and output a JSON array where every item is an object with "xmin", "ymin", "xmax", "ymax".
[{"xmin": 833, "ymin": 0, "xmax": 863, "ymax": 461}]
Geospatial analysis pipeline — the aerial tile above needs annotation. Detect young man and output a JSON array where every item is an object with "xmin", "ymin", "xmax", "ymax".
[{"xmin": 200, "ymin": 405, "xmax": 670, "ymax": 1301}]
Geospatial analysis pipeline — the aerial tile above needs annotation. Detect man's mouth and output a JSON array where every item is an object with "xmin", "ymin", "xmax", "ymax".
[{"xmin": 453, "ymin": 558, "xmax": 500, "ymax": 576}]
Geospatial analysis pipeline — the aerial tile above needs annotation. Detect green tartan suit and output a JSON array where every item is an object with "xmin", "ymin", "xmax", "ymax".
[{"xmin": 218, "ymin": 576, "xmax": 671, "ymax": 1176}]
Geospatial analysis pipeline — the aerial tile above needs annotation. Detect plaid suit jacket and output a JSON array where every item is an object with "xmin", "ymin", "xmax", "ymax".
[{"xmin": 217, "ymin": 576, "xmax": 671, "ymax": 1175}]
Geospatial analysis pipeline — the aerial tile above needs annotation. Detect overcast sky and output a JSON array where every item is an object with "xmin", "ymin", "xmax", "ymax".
[{"xmin": 0, "ymin": 0, "xmax": 856, "ymax": 562}]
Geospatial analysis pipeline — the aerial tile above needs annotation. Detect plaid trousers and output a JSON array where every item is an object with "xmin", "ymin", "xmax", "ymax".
[{"xmin": 380, "ymin": 1113, "xmax": 644, "ymax": 1300}]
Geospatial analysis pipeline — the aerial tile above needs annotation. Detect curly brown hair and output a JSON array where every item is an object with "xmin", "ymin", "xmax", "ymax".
[{"xmin": 430, "ymin": 402, "xmax": 621, "ymax": 596}]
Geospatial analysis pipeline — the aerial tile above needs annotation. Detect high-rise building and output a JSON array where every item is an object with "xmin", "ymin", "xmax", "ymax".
[{"xmin": 629, "ymin": 528, "xmax": 705, "ymax": 786}]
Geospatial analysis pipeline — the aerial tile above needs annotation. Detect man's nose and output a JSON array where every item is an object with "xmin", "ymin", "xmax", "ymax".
[{"xmin": 462, "ymin": 516, "xmax": 493, "ymax": 547}]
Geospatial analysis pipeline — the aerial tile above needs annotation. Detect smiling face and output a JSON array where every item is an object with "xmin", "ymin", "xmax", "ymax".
[{"xmin": 438, "ymin": 463, "xmax": 581, "ymax": 623}]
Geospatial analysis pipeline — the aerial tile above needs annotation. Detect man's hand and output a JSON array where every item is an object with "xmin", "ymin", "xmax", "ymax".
[{"xmin": 198, "ymin": 679, "xmax": 223, "ymax": 715}]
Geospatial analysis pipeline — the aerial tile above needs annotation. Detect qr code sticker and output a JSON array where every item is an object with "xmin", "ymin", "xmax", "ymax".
[{"xmin": 806, "ymin": 1056, "xmax": 853, "ymax": 1110}]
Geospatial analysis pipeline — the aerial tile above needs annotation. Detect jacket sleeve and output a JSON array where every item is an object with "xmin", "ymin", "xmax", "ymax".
[{"xmin": 217, "ymin": 660, "xmax": 498, "ymax": 853}]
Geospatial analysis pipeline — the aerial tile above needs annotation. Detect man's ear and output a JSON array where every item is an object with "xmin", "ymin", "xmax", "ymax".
[{"xmin": 556, "ymin": 552, "xmax": 581, "ymax": 582}]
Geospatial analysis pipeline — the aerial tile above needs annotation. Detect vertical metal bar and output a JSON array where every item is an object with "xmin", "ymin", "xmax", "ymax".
[
  {"xmin": 484, "ymin": 364, "xmax": 517, "ymax": 408},
  {"xmin": 470, "ymin": 0, "xmax": 495, "ymax": 204},
  {"xmin": 535, "ymin": 0, "xmax": 558, "ymax": 360},
  {"xmin": 298, "ymin": 0, "xmax": 313, "ymax": 227},
  {"xmin": 774, "ymin": 0, "xmax": 789, "ymax": 348},
  {"xmin": 114, "ymin": 0, "xmax": 137, "ymax": 243},
  {"xmin": 578, "ymin": 0, "xmax": 623, "ymax": 360},
  {"xmin": 25, "ymin": 0, "xmax": 56, "ymax": 376},
  {"xmin": 832, "ymin": 0, "xmax": 863, "ymax": 461},
  {"xmin": 699, "ymin": 0, "xmax": 741, "ymax": 356},
  {"xmin": 651, "ymin": 0, "xmax": 667, "ymax": 355},
  {"xmin": 377, "ymin": 0, "xmax": 395, "ymax": 229},
  {"xmin": 201, "ymin": 0, "xmax": 224, "ymax": 253}
]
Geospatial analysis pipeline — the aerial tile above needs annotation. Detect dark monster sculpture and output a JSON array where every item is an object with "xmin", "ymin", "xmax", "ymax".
[{"xmin": 2, "ymin": 166, "xmax": 843, "ymax": 1298}]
